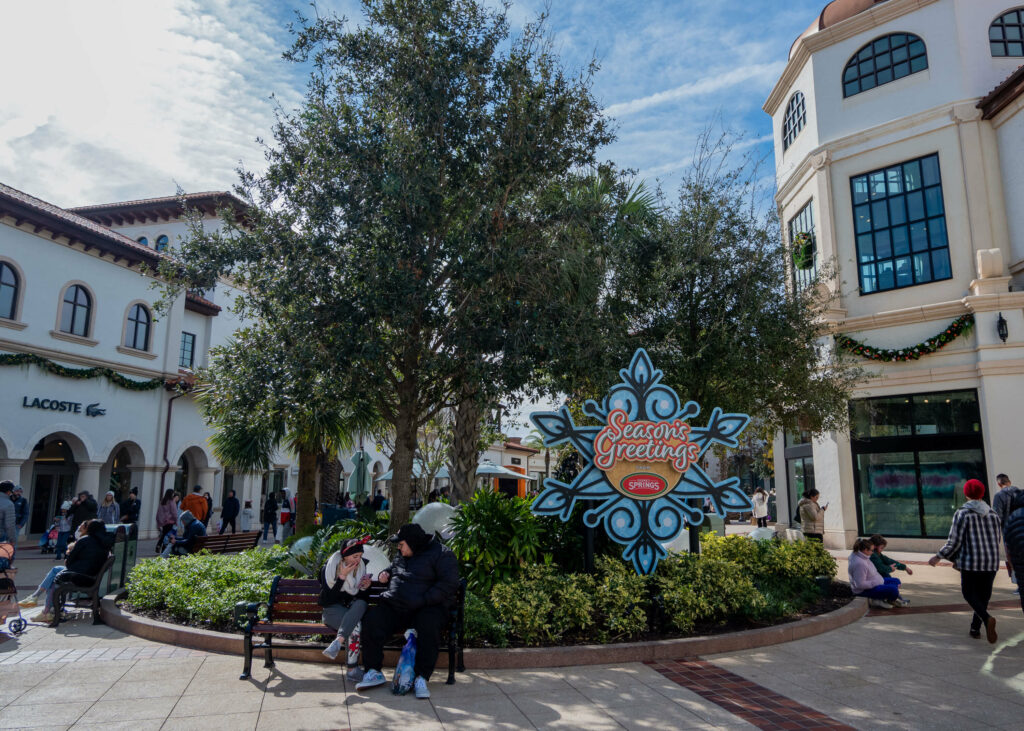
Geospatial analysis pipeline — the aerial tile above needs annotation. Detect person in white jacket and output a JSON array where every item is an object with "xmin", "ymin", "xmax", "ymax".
[{"xmin": 752, "ymin": 487, "xmax": 770, "ymax": 528}]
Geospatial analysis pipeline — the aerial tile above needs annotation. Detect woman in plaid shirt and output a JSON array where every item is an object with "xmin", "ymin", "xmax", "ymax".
[{"xmin": 929, "ymin": 479, "xmax": 1003, "ymax": 643}]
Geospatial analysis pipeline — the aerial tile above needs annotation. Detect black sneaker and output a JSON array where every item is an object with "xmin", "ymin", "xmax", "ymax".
[{"xmin": 969, "ymin": 629, "xmax": 981, "ymax": 639}]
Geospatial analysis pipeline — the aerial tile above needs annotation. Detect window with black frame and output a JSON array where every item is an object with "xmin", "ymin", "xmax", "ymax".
[
  {"xmin": 990, "ymin": 9, "xmax": 1024, "ymax": 57},
  {"xmin": 784, "ymin": 430, "xmax": 814, "ymax": 525},
  {"xmin": 788, "ymin": 200, "xmax": 816, "ymax": 292},
  {"xmin": 849, "ymin": 390, "xmax": 986, "ymax": 538},
  {"xmin": 842, "ymin": 33, "xmax": 928, "ymax": 98},
  {"xmin": 850, "ymin": 153, "xmax": 951, "ymax": 294},
  {"xmin": 179, "ymin": 331, "xmax": 196, "ymax": 369}
]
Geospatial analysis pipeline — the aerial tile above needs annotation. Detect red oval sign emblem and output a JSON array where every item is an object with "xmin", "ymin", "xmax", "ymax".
[{"xmin": 621, "ymin": 473, "xmax": 668, "ymax": 498}]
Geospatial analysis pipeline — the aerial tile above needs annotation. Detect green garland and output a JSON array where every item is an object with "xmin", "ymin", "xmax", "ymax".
[
  {"xmin": 0, "ymin": 352, "xmax": 166, "ymax": 391},
  {"xmin": 835, "ymin": 314, "xmax": 975, "ymax": 362},
  {"xmin": 792, "ymin": 232, "xmax": 815, "ymax": 271}
]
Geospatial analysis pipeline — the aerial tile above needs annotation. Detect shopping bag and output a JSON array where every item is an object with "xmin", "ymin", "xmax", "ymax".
[
  {"xmin": 391, "ymin": 629, "xmax": 417, "ymax": 695},
  {"xmin": 347, "ymin": 625, "xmax": 361, "ymax": 666}
]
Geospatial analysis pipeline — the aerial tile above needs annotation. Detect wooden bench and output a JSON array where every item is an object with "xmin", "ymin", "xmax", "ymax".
[
  {"xmin": 51, "ymin": 555, "xmax": 116, "ymax": 628},
  {"xmin": 190, "ymin": 530, "xmax": 261, "ymax": 554},
  {"xmin": 235, "ymin": 576, "xmax": 466, "ymax": 683}
]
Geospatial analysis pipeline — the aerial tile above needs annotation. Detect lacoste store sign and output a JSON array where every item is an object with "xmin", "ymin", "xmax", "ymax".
[{"xmin": 22, "ymin": 396, "xmax": 106, "ymax": 417}]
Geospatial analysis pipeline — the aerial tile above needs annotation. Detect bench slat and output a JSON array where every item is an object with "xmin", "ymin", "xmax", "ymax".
[
  {"xmin": 272, "ymin": 602, "xmax": 321, "ymax": 612},
  {"xmin": 277, "ymin": 580, "xmax": 320, "ymax": 588},
  {"xmin": 254, "ymin": 622, "xmax": 333, "ymax": 634},
  {"xmin": 274, "ymin": 595, "xmax": 320, "ymax": 605},
  {"xmin": 270, "ymin": 612, "xmax": 327, "ymax": 622}
]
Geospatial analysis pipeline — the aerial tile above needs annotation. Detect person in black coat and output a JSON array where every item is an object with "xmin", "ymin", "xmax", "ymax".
[
  {"xmin": 120, "ymin": 487, "xmax": 141, "ymax": 524},
  {"xmin": 261, "ymin": 493, "xmax": 278, "ymax": 543},
  {"xmin": 355, "ymin": 523, "xmax": 459, "ymax": 698},
  {"xmin": 162, "ymin": 511, "xmax": 206, "ymax": 557},
  {"xmin": 35, "ymin": 519, "xmax": 110, "ymax": 622},
  {"xmin": 220, "ymin": 490, "xmax": 241, "ymax": 534},
  {"xmin": 69, "ymin": 491, "xmax": 98, "ymax": 534}
]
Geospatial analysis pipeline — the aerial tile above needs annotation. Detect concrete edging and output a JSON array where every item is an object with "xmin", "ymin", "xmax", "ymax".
[{"xmin": 100, "ymin": 595, "xmax": 867, "ymax": 669}]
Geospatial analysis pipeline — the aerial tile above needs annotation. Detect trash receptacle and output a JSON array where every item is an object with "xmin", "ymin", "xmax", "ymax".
[{"xmin": 104, "ymin": 523, "xmax": 138, "ymax": 594}]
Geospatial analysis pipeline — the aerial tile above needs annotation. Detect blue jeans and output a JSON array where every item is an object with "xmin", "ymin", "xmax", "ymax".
[
  {"xmin": 859, "ymin": 576, "xmax": 901, "ymax": 601},
  {"xmin": 262, "ymin": 520, "xmax": 277, "ymax": 542},
  {"xmin": 55, "ymin": 531, "xmax": 70, "ymax": 559},
  {"xmin": 39, "ymin": 566, "xmax": 66, "ymax": 611}
]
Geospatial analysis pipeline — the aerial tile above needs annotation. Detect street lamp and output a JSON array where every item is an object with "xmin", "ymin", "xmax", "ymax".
[{"xmin": 997, "ymin": 312, "xmax": 1009, "ymax": 343}]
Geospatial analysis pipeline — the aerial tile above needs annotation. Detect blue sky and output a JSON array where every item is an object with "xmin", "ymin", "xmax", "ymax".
[{"xmin": 0, "ymin": 0, "xmax": 826, "ymax": 207}]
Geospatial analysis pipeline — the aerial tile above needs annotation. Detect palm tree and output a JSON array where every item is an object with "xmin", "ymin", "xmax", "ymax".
[{"xmin": 523, "ymin": 428, "xmax": 551, "ymax": 486}]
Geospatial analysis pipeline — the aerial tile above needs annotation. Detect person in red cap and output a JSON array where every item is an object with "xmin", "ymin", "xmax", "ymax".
[{"xmin": 929, "ymin": 479, "xmax": 1003, "ymax": 642}]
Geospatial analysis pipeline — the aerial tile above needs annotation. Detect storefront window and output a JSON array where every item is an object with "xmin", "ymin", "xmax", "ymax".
[
  {"xmin": 784, "ymin": 429, "xmax": 814, "ymax": 524},
  {"xmin": 850, "ymin": 389, "xmax": 985, "ymax": 538}
]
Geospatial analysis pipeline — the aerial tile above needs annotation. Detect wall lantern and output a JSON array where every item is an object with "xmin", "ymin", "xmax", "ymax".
[{"xmin": 997, "ymin": 312, "xmax": 1009, "ymax": 343}]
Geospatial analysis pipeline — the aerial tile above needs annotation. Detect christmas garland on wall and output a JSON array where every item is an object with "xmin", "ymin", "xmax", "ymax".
[
  {"xmin": 0, "ymin": 352, "xmax": 166, "ymax": 391},
  {"xmin": 835, "ymin": 313, "xmax": 975, "ymax": 362}
]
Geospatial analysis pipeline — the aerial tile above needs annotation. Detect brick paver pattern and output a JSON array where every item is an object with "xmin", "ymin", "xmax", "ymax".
[{"xmin": 647, "ymin": 658, "xmax": 856, "ymax": 731}]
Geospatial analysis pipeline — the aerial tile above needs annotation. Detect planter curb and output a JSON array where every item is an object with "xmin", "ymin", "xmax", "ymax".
[{"xmin": 100, "ymin": 594, "xmax": 867, "ymax": 669}]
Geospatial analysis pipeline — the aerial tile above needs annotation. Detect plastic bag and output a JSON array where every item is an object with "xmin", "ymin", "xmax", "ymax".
[
  {"xmin": 391, "ymin": 629, "xmax": 417, "ymax": 695},
  {"xmin": 347, "ymin": 625, "xmax": 361, "ymax": 667}
]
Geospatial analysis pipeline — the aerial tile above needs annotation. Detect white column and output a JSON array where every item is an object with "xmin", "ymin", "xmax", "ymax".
[
  {"xmin": 76, "ymin": 462, "xmax": 103, "ymax": 499},
  {"xmin": 0, "ymin": 459, "xmax": 21, "ymax": 485}
]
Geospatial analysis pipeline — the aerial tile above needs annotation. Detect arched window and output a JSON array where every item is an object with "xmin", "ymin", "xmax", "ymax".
[
  {"xmin": 155, "ymin": 235, "xmax": 169, "ymax": 252},
  {"xmin": 124, "ymin": 303, "xmax": 151, "ymax": 351},
  {"xmin": 782, "ymin": 92, "xmax": 806, "ymax": 150},
  {"xmin": 137, "ymin": 236, "xmax": 149, "ymax": 246},
  {"xmin": 0, "ymin": 262, "xmax": 18, "ymax": 320},
  {"xmin": 59, "ymin": 284, "xmax": 91, "ymax": 337},
  {"xmin": 843, "ymin": 33, "xmax": 928, "ymax": 98},
  {"xmin": 991, "ymin": 9, "xmax": 1024, "ymax": 56}
]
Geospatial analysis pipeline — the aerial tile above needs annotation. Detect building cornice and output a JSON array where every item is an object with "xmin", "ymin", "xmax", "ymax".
[
  {"xmin": 766, "ymin": 0, "xmax": 942, "ymax": 115},
  {"xmin": 855, "ymin": 357, "xmax": 1024, "ymax": 390},
  {"xmin": 0, "ymin": 337, "xmax": 171, "ymax": 380},
  {"xmin": 829, "ymin": 291, "xmax": 1024, "ymax": 334}
]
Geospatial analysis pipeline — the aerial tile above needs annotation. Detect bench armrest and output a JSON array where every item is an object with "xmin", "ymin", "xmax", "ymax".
[{"xmin": 233, "ymin": 601, "xmax": 263, "ymax": 631}]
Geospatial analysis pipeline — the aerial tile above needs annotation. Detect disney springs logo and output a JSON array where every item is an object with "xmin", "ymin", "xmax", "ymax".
[{"xmin": 22, "ymin": 396, "xmax": 106, "ymax": 417}]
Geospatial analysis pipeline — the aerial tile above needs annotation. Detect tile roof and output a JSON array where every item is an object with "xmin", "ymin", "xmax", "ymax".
[
  {"xmin": 978, "ymin": 64, "xmax": 1024, "ymax": 120},
  {"xmin": 185, "ymin": 290, "xmax": 222, "ymax": 316},
  {"xmin": 0, "ymin": 181, "xmax": 163, "ymax": 266}
]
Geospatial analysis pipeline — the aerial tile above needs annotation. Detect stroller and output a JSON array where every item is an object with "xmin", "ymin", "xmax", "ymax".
[
  {"xmin": 39, "ymin": 524, "xmax": 59, "ymax": 554},
  {"xmin": 0, "ymin": 542, "xmax": 27, "ymax": 635}
]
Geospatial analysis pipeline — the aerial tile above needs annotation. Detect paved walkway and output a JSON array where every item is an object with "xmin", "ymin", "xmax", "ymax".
[{"xmin": 3, "ymin": 549, "xmax": 1024, "ymax": 729}]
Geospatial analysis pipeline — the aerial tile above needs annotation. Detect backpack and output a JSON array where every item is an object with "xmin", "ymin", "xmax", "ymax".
[
  {"xmin": 1004, "ymin": 490, "xmax": 1024, "ymax": 562},
  {"xmin": 793, "ymin": 504, "xmax": 802, "ymax": 523}
]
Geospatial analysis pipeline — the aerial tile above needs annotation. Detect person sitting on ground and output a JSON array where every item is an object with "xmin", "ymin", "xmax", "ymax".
[
  {"xmin": 869, "ymin": 535, "xmax": 913, "ymax": 579},
  {"xmin": 19, "ymin": 519, "xmax": 110, "ymax": 623},
  {"xmin": 161, "ymin": 510, "xmax": 206, "ymax": 557},
  {"xmin": 848, "ymin": 537, "xmax": 909, "ymax": 609},
  {"xmin": 797, "ymin": 489, "xmax": 827, "ymax": 542},
  {"xmin": 320, "ymin": 537, "xmax": 374, "ymax": 680},
  {"xmin": 355, "ymin": 523, "xmax": 460, "ymax": 699},
  {"xmin": 97, "ymin": 491, "xmax": 120, "ymax": 524},
  {"xmin": 929, "ymin": 479, "xmax": 1003, "ymax": 643},
  {"xmin": 180, "ymin": 485, "xmax": 208, "ymax": 525}
]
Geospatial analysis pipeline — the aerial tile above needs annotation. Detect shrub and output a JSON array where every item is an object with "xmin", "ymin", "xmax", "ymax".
[
  {"xmin": 592, "ymin": 556, "xmax": 649, "ymax": 641},
  {"xmin": 653, "ymin": 553, "xmax": 766, "ymax": 634},
  {"xmin": 463, "ymin": 591, "xmax": 509, "ymax": 647},
  {"xmin": 449, "ymin": 490, "xmax": 547, "ymax": 594},
  {"xmin": 125, "ymin": 547, "xmax": 289, "ymax": 631},
  {"xmin": 288, "ymin": 513, "xmax": 392, "ymax": 576}
]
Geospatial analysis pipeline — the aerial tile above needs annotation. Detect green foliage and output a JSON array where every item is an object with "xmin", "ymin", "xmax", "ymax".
[
  {"xmin": 653, "ymin": 553, "xmax": 766, "ymax": 634},
  {"xmin": 449, "ymin": 490, "xmax": 547, "ymax": 594},
  {"xmin": 463, "ymin": 592, "xmax": 509, "ymax": 648},
  {"xmin": 287, "ymin": 513, "xmax": 392, "ymax": 576},
  {"xmin": 125, "ymin": 548, "xmax": 289, "ymax": 631}
]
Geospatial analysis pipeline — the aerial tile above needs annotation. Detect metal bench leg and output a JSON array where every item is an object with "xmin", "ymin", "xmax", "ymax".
[
  {"xmin": 241, "ymin": 630, "xmax": 253, "ymax": 680},
  {"xmin": 263, "ymin": 634, "xmax": 275, "ymax": 668},
  {"xmin": 91, "ymin": 592, "xmax": 102, "ymax": 625},
  {"xmin": 446, "ymin": 613, "xmax": 457, "ymax": 684}
]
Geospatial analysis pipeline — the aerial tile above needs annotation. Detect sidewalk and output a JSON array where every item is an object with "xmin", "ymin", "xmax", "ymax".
[{"xmin": 3, "ymin": 551, "xmax": 1023, "ymax": 729}]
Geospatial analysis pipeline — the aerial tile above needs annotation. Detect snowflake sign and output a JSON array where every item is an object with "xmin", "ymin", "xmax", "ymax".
[{"xmin": 530, "ymin": 348, "xmax": 753, "ymax": 575}]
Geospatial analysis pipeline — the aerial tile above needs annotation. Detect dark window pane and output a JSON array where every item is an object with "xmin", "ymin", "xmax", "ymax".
[
  {"xmin": 858, "ymin": 233, "xmax": 875, "ymax": 262},
  {"xmin": 910, "ymin": 222, "xmax": 929, "ymax": 252},
  {"xmin": 993, "ymin": 42, "xmax": 1007, "ymax": 56},
  {"xmin": 893, "ymin": 61, "xmax": 910, "ymax": 78},
  {"xmin": 852, "ymin": 178, "xmax": 870, "ymax": 205},
  {"xmin": 845, "ymin": 81, "xmax": 860, "ymax": 97},
  {"xmin": 910, "ymin": 55, "xmax": 928, "ymax": 73},
  {"xmin": 871, "ymin": 200, "xmax": 889, "ymax": 230},
  {"xmin": 870, "ymin": 171, "xmax": 887, "ymax": 199},
  {"xmin": 887, "ymin": 168, "xmax": 903, "ymax": 194},
  {"xmin": 856, "ymin": 452, "xmax": 921, "ymax": 536},
  {"xmin": 928, "ymin": 217, "xmax": 948, "ymax": 248},
  {"xmin": 874, "ymin": 230, "xmax": 892, "ymax": 259},
  {"xmin": 892, "ymin": 225, "xmax": 910, "ymax": 256},
  {"xmin": 877, "ymin": 67, "xmax": 894, "ymax": 85},
  {"xmin": 913, "ymin": 252, "xmax": 931, "ymax": 282},
  {"xmin": 889, "ymin": 196, "xmax": 907, "ymax": 226},
  {"xmin": 893, "ymin": 45, "xmax": 909, "ymax": 63},
  {"xmin": 861, "ymin": 264, "xmax": 878, "ymax": 293},
  {"xmin": 874, "ymin": 37, "xmax": 890, "ymax": 53},
  {"xmin": 921, "ymin": 155, "xmax": 941, "ymax": 185},
  {"xmin": 896, "ymin": 257, "xmax": 913, "ymax": 286},
  {"xmin": 1009, "ymin": 41, "xmax": 1024, "ymax": 55},
  {"xmin": 844, "ymin": 66, "xmax": 858, "ymax": 83},
  {"xmin": 903, "ymin": 160, "xmax": 922, "ymax": 190},
  {"xmin": 920, "ymin": 449, "xmax": 986, "ymax": 536},
  {"xmin": 924, "ymin": 186, "xmax": 944, "ymax": 216},
  {"xmin": 861, "ymin": 74, "xmax": 877, "ymax": 91},
  {"xmin": 932, "ymin": 249, "xmax": 951, "ymax": 279},
  {"xmin": 906, "ymin": 190, "xmax": 925, "ymax": 221},
  {"xmin": 878, "ymin": 260, "xmax": 895, "ymax": 290},
  {"xmin": 860, "ymin": 59, "xmax": 875, "ymax": 75},
  {"xmin": 855, "ymin": 204, "xmax": 872, "ymax": 234},
  {"xmin": 0, "ymin": 288, "xmax": 13, "ymax": 320},
  {"xmin": 851, "ymin": 397, "xmax": 913, "ymax": 439},
  {"xmin": 1007, "ymin": 25, "xmax": 1022, "ymax": 41},
  {"xmin": 909, "ymin": 40, "xmax": 925, "ymax": 57}
]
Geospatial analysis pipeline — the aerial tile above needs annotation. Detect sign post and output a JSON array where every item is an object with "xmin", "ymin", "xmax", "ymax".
[{"xmin": 529, "ymin": 349, "xmax": 753, "ymax": 575}]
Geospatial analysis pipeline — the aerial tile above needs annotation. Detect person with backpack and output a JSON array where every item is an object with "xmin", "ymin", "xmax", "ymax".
[
  {"xmin": 929, "ymin": 479, "xmax": 1003, "ymax": 642},
  {"xmin": 992, "ymin": 473, "xmax": 1024, "ymax": 610}
]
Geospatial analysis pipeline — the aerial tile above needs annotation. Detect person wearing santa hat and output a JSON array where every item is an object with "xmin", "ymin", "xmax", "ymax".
[{"xmin": 929, "ymin": 479, "xmax": 1003, "ymax": 643}]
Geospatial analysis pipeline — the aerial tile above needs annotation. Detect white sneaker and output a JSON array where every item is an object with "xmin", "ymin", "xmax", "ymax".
[
  {"xmin": 414, "ymin": 675, "xmax": 430, "ymax": 699},
  {"xmin": 892, "ymin": 598, "xmax": 911, "ymax": 607},
  {"xmin": 322, "ymin": 637, "xmax": 342, "ymax": 660},
  {"xmin": 355, "ymin": 669, "xmax": 387, "ymax": 691},
  {"xmin": 869, "ymin": 599, "xmax": 892, "ymax": 609},
  {"xmin": 346, "ymin": 666, "xmax": 364, "ymax": 682}
]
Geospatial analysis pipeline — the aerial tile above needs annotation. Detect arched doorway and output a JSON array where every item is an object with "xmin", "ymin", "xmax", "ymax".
[
  {"xmin": 173, "ymin": 453, "xmax": 191, "ymax": 497},
  {"xmin": 28, "ymin": 438, "xmax": 78, "ymax": 535}
]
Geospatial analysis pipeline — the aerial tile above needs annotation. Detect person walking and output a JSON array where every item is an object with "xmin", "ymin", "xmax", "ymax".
[
  {"xmin": 262, "ymin": 492, "xmax": 279, "ymax": 543},
  {"xmin": 279, "ymin": 489, "xmax": 294, "ymax": 542},
  {"xmin": 797, "ymin": 489, "xmax": 827, "ymax": 542},
  {"xmin": 155, "ymin": 489, "xmax": 179, "ymax": 552},
  {"xmin": 929, "ymin": 479, "xmax": 1003, "ymax": 643},
  {"xmin": 11, "ymin": 486, "xmax": 28, "ymax": 542},
  {"xmin": 992, "ymin": 473, "xmax": 1024, "ymax": 612},
  {"xmin": 97, "ymin": 491, "xmax": 120, "ymax": 524},
  {"xmin": 220, "ymin": 490, "xmax": 240, "ymax": 534},
  {"xmin": 751, "ymin": 487, "xmax": 770, "ymax": 528},
  {"xmin": 355, "ymin": 523, "xmax": 460, "ymax": 699}
]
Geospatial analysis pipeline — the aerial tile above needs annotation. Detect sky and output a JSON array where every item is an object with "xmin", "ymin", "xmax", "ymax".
[{"xmin": 0, "ymin": 0, "xmax": 828, "ymax": 209}]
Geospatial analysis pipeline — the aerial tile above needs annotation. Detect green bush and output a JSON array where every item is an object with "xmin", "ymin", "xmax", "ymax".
[
  {"xmin": 463, "ymin": 591, "xmax": 509, "ymax": 647},
  {"xmin": 449, "ymin": 490, "xmax": 548, "ymax": 594},
  {"xmin": 653, "ymin": 553, "xmax": 766, "ymax": 633},
  {"xmin": 592, "ymin": 556, "xmax": 649, "ymax": 641},
  {"xmin": 288, "ymin": 513, "xmax": 392, "ymax": 576},
  {"xmin": 125, "ymin": 547, "xmax": 289, "ymax": 631}
]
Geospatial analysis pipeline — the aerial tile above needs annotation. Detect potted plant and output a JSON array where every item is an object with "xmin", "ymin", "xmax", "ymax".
[{"xmin": 792, "ymin": 232, "xmax": 815, "ymax": 271}]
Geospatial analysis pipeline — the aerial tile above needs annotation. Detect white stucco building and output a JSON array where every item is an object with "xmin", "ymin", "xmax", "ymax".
[
  {"xmin": 767, "ymin": 0, "xmax": 1024, "ymax": 550},
  {"xmin": 0, "ymin": 187, "xmax": 321, "ymax": 540}
]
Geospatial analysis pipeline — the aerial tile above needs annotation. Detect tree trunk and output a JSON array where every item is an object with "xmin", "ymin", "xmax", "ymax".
[
  {"xmin": 388, "ymin": 388, "xmax": 418, "ymax": 537},
  {"xmin": 449, "ymin": 394, "xmax": 482, "ymax": 504},
  {"xmin": 319, "ymin": 455, "xmax": 341, "ymax": 506},
  {"xmin": 295, "ymin": 449, "xmax": 318, "ymax": 533}
]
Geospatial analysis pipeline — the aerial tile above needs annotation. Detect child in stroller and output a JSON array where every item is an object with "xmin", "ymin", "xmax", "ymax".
[
  {"xmin": 37, "ymin": 502, "xmax": 73, "ymax": 559},
  {"xmin": 38, "ymin": 525, "xmax": 58, "ymax": 554}
]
